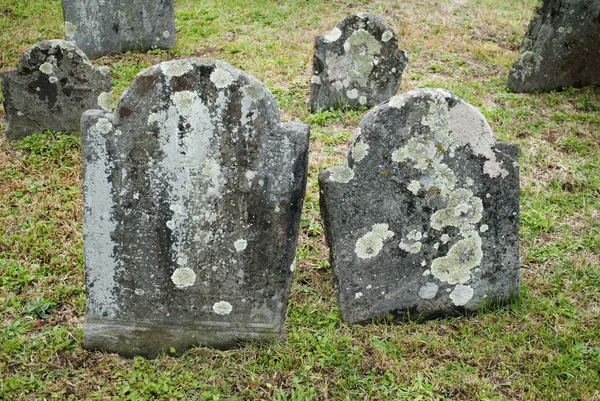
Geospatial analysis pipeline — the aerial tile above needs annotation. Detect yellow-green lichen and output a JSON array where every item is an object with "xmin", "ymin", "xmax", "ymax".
[{"xmin": 431, "ymin": 235, "xmax": 482, "ymax": 284}]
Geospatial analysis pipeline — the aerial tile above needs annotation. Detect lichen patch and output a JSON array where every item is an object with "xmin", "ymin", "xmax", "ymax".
[
  {"xmin": 431, "ymin": 235, "xmax": 482, "ymax": 284},
  {"xmin": 329, "ymin": 165, "xmax": 354, "ymax": 183},
  {"xmin": 418, "ymin": 282, "xmax": 439, "ymax": 299},
  {"xmin": 171, "ymin": 267, "xmax": 197, "ymax": 289},
  {"xmin": 97, "ymin": 91, "xmax": 113, "ymax": 112},
  {"xmin": 449, "ymin": 284, "xmax": 474, "ymax": 306},
  {"xmin": 95, "ymin": 118, "xmax": 112, "ymax": 134},
  {"xmin": 39, "ymin": 62, "xmax": 53, "ymax": 75},
  {"xmin": 234, "ymin": 239, "xmax": 248, "ymax": 252},
  {"xmin": 210, "ymin": 68, "xmax": 235, "ymax": 89},
  {"xmin": 213, "ymin": 301, "xmax": 233, "ymax": 315},
  {"xmin": 355, "ymin": 223, "xmax": 395, "ymax": 259}
]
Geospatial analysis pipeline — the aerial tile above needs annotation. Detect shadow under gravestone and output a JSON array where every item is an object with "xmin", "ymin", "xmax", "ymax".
[
  {"xmin": 319, "ymin": 88, "xmax": 520, "ymax": 324},
  {"xmin": 81, "ymin": 58, "xmax": 309, "ymax": 358}
]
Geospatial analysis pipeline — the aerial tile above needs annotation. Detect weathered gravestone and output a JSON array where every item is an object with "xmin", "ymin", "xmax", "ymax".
[
  {"xmin": 319, "ymin": 88, "xmax": 520, "ymax": 324},
  {"xmin": 62, "ymin": 0, "xmax": 175, "ymax": 59},
  {"xmin": 81, "ymin": 58, "xmax": 309, "ymax": 358},
  {"xmin": 309, "ymin": 13, "xmax": 408, "ymax": 112},
  {"xmin": 0, "ymin": 40, "xmax": 112, "ymax": 140},
  {"xmin": 507, "ymin": 0, "xmax": 600, "ymax": 92}
]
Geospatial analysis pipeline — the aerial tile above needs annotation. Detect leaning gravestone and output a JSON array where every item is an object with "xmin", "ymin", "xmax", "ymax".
[
  {"xmin": 62, "ymin": 0, "xmax": 175, "ymax": 59},
  {"xmin": 507, "ymin": 0, "xmax": 600, "ymax": 92},
  {"xmin": 309, "ymin": 13, "xmax": 408, "ymax": 112},
  {"xmin": 319, "ymin": 88, "xmax": 520, "ymax": 324},
  {"xmin": 81, "ymin": 58, "xmax": 309, "ymax": 358},
  {"xmin": 0, "ymin": 40, "xmax": 112, "ymax": 140}
]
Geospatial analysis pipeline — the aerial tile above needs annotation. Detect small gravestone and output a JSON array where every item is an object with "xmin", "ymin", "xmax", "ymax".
[
  {"xmin": 309, "ymin": 13, "xmax": 408, "ymax": 112},
  {"xmin": 0, "ymin": 40, "xmax": 112, "ymax": 140},
  {"xmin": 81, "ymin": 58, "xmax": 309, "ymax": 358},
  {"xmin": 507, "ymin": 0, "xmax": 600, "ymax": 92},
  {"xmin": 319, "ymin": 88, "xmax": 520, "ymax": 324},
  {"xmin": 62, "ymin": 0, "xmax": 175, "ymax": 59}
]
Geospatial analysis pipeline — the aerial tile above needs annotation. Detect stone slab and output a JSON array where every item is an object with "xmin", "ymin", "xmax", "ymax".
[
  {"xmin": 319, "ymin": 88, "xmax": 520, "ymax": 324},
  {"xmin": 62, "ymin": 0, "xmax": 175, "ymax": 59},
  {"xmin": 507, "ymin": 0, "xmax": 600, "ymax": 92},
  {"xmin": 309, "ymin": 13, "xmax": 408, "ymax": 112},
  {"xmin": 81, "ymin": 58, "xmax": 309, "ymax": 358},
  {"xmin": 0, "ymin": 40, "xmax": 112, "ymax": 140}
]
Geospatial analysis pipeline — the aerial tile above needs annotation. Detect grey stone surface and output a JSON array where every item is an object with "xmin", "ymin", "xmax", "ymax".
[
  {"xmin": 319, "ymin": 88, "xmax": 520, "ymax": 324},
  {"xmin": 81, "ymin": 58, "xmax": 309, "ymax": 358},
  {"xmin": 309, "ymin": 13, "xmax": 408, "ymax": 112},
  {"xmin": 0, "ymin": 40, "xmax": 112, "ymax": 140},
  {"xmin": 62, "ymin": 0, "xmax": 175, "ymax": 59},
  {"xmin": 507, "ymin": 0, "xmax": 600, "ymax": 92}
]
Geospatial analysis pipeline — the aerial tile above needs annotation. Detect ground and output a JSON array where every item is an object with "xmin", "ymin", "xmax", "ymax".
[{"xmin": 0, "ymin": 0, "xmax": 599, "ymax": 399}]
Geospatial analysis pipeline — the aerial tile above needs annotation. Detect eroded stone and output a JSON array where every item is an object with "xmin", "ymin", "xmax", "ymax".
[
  {"xmin": 319, "ymin": 88, "xmax": 520, "ymax": 324},
  {"xmin": 507, "ymin": 0, "xmax": 600, "ymax": 92},
  {"xmin": 62, "ymin": 0, "xmax": 175, "ymax": 59},
  {"xmin": 0, "ymin": 40, "xmax": 112, "ymax": 140},
  {"xmin": 309, "ymin": 13, "xmax": 408, "ymax": 112},
  {"xmin": 81, "ymin": 58, "xmax": 309, "ymax": 357}
]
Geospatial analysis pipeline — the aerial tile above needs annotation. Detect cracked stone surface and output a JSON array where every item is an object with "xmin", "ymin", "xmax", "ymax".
[
  {"xmin": 319, "ymin": 88, "xmax": 520, "ymax": 324},
  {"xmin": 0, "ymin": 40, "xmax": 112, "ymax": 140},
  {"xmin": 309, "ymin": 13, "xmax": 408, "ymax": 112},
  {"xmin": 62, "ymin": 0, "xmax": 175, "ymax": 59},
  {"xmin": 81, "ymin": 58, "xmax": 309, "ymax": 358},
  {"xmin": 507, "ymin": 0, "xmax": 600, "ymax": 92}
]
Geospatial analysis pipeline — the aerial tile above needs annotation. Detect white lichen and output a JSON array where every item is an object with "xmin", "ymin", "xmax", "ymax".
[
  {"xmin": 388, "ymin": 95, "xmax": 406, "ymax": 109},
  {"xmin": 355, "ymin": 223, "xmax": 395, "ymax": 259},
  {"xmin": 97, "ymin": 91, "xmax": 113, "ymax": 112},
  {"xmin": 172, "ymin": 91, "xmax": 196, "ymax": 116},
  {"xmin": 480, "ymin": 224, "xmax": 489, "ymax": 233},
  {"xmin": 418, "ymin": 282, "xmax": 439, "ymax": 299},
  {"xmin": 347, "ymin": 89, "xmax": 359, "ymax": 99},
  {"xmin": 163, "ymin": 30, "xmax": 171, "ymax": 38},
  {"xmin": 64, "ymin": 21, "xmax": 77, "ymax": 37},
  {"xmin": 234, "ymin": 239, "xmax": 248, "ymax": 252},
  {"xmin": 210, "ymin": 68, "xmax": 234, "ymax": 89},
  {"xmin": 449, "ymin": 284, "xmax": 474, "ymax": 306},
  {"xmin": 213, "ymin": 301, "xmax": 233, "ymax": 315},
  {"xmin": 355, "ymin": 292, "xmax": 363, "ymax": 299},
  {"xmin": 329, "ymin": 165, "xmax": 354, "ymax": 183},
  {"xmin": 382, "ymin": 30, "xmax": 393, "ymax": 42},
  {"xmin": 324, "ymin": 27, "xmax": 342, "ymax": 42},
  {"xmin": 430, "ymin": 189, "xmax": 483, "ymax": 232},
  {"xmin": 49, "ymin": 76, "xmax": 58, "ymax": 83},
  {"xmin": 162, "ymin": 60, "xmax": 194, "ymax": 78},
  {"xmin": 39, "ymin": 62, "xmax": 53, "ymax": 74},
  {"xmin": 407, "ymin": 180, "xmax": 421, "ymax": 195},
  {"xmin": 171, "ymin": 267, "xmax": 197, "ymax": 289},
  {"xmin": 351, "ymin": 141, "xmax": 369, "ymax": 163},
  {"xmin": 431, "ymin": 235, "xmax": 482, "ymax": 284},
  {"xmin": 95, "ymin": 118, "xmax": 112, "ymax": 134},
  {"xmin": 290, "ymin": 258, "xmax": 297, "ymax": 272},
  {"xmin": 311, "ymin": 75, "xmax": 321, "ymax": 85}
]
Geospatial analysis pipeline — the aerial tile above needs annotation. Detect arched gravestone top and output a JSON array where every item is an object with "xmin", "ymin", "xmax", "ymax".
[
  {"xmin": 507, "ymin": 0, "xmax": 600, "ymax": 92},
  {"xmin": 309, "ymin": 13, "xmax": 408, "ymax": 112},
  {"xmin": 62, "ymin": 0, "xmax": 175, "ymax": 59},
  {"xmin": 0, "ymin": 40, "xmax": 112, "ymax": 140},
  {"xmin": 81, "ymin": 58, "xmax": 309, "ymax": 358},
  {"xmin": 319, "ymin": 88, "xmax": 520, "ymax": 324}
]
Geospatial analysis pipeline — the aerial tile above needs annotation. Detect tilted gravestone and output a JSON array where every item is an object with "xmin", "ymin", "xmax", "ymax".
[
  {"xmin": 62, "ymin": 0, "xmax": 175, "ymax": 59},
  {"xmin": 507, "ymin": 0, "xmax": 600, "ymax": 92},
  {"xmin": 319, "ymin": 88, "xmax": 520, "ymax": 324},
  {"xmin": 309, "ymin": 13, "xmax": 408, "ymax": 112},
  {"xmin": 0, "ymin": 40, "xmax": 112, "ymax": 140},
  {"xmin": 81, "ymin": 58, "xmax": 309, "ymax": 358}
]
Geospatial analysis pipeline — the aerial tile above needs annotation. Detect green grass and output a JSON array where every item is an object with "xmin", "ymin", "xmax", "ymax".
[{"xmin": 1, "ymin": 0, "xmax": 600, "ymax": 399}]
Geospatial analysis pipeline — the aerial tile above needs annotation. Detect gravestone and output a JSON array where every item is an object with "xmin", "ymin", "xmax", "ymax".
[
  {"xmin": 507, "ymin": 0, "xmax": 600, "ymax": 92},
  {"xmin": 319, "ymin": 88, "xmax": 520, "ymax": 324},
  {"xmin": 81, "ymin": 58, "xmax": 309, "ymax": 358},
  {"xmin": 62, "ymin": 0, "xmax": 175, "ymax": 59},
  {"xmin": 0, "ymin": 40, "xmax": 112, "ymax": 140},
  {"xmin": 309, "ymin": 13, "xmax": 408, "ymax": 112}
]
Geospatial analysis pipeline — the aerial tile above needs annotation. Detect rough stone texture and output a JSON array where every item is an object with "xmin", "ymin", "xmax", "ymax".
[
  {"xmin": 507, "ymin": 0, "xmax": 600, "ymax": 92},
  {"xmin": 0, "ymin": 40, "xmax": 112, "ymax": 140},
  {"xmin": 309, "ymin": 13, "xmax": 408, "ymax": 112},
  {"xmin": 62, "ymin": 0, "xmax": 175, "ymax": 59},
  {"xmin": 319, "ymin": 88, "xmax": 520, "ymax": 324},
  {"xmin": 81, "ymin": 58, "xmax": 309, "ymax": 358}
]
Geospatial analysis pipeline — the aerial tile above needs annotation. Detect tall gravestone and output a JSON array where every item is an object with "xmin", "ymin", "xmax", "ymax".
[
  {"xmin": 81, "ymin": 58, "xmax": 309, "ymax": 358},
  {"xmin": 0, "ymin": 40, "xmax": 112, "ymax": 140},
  {"xmin": 62, "ymin": 0, "xmax": 175, "ymax": 59},
  {"xmin": 309, "ymin": 13, "xmax": 408, "ymax": 112},
  {"xmin": 507, "ymin": 0, "xmax": 600, "ymax": 92},
  {"xmin": 319, "ymin": 88, "xmax": 520, "ymax": 324}
]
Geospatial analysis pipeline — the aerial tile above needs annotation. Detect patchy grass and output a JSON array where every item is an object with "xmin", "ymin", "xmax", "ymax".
[{"xmin": 1, "ymin": 0, "xmax": 600, "ymax": 399}]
